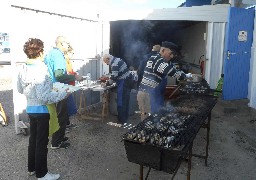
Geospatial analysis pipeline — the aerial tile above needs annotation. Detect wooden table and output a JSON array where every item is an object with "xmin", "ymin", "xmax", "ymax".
[{"xmin": 77, "ymin": 85, "xmax": 115, "ymax": 121}]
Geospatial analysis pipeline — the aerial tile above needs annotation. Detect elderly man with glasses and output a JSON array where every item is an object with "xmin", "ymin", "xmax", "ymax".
[{"xmin": 44, "ymin": 36, "xmax": 83, "ymax": 149}]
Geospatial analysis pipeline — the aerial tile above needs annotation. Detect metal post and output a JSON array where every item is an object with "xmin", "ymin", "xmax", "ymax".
[
  {"xmin": 140, "ymin": 165, "xmax": 143, "ymax": 180},
  {"xmin": 145, "ymin": 168, "xmax": 151, "ymax": 180},
  {"xmin": 187, "ymin": 144, "xmax": 193, "ymax": 180},
  {"xmin": 205, "ymin": 112, "xmax": 211, "ymax": 166}
]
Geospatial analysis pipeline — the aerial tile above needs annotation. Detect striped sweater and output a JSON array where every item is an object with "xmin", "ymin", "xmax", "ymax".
[
  {"xmin": 109, "ymin": 56, "xmax": 131, "ymax": 82},
  {"xmin": 139, "ymin": 53, "xmax": 186, "ymax": 91}
]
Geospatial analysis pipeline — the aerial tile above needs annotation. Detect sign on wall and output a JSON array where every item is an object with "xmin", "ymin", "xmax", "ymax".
[{"xmin": 0, "ymin": 33, "xmax": 10, "ymax": 54}]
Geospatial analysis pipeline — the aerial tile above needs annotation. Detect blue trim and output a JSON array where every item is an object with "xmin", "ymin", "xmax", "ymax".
[{"xmin": 26, "ymin": 105, "xmax": 49, "ymax": 113}]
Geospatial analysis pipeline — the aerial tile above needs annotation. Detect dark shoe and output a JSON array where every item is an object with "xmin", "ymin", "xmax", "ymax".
[
  {"xmin": 62, "ymin": 137, "xmax": 69, "ymax": 142},
  {"xmin": 66, "ymin": 123, "xmax": 77, "ymax": 129},
  {"xmin": 51, "ymin": 142, "xmax": 70, "ymax": 149}
]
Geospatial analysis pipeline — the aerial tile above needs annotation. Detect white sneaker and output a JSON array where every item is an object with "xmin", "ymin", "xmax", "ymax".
[{"xmin": 38, "ymin": 172, "xmax": 60, "ymax": 180}]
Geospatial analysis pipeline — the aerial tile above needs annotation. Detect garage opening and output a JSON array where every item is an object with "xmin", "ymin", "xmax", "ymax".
[{"xmin": 109, "ymin": 20, "xmax": 207, "ymax": 81}]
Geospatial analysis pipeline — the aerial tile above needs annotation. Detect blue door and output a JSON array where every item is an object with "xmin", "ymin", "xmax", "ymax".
[{"xmin": 223, "ymin": 7, "xmax": 255, "ymax": 100}]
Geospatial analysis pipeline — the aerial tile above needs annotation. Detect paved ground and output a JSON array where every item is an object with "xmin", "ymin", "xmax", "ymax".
[{"xmin": 0, "ymin": 65, "xmax": 256, "ymax": 180}]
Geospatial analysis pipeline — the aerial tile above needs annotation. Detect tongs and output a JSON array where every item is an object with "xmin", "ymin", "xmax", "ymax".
[{"xmin": 168, "ymin": 85, "xmax": 182, "ymax": 99}]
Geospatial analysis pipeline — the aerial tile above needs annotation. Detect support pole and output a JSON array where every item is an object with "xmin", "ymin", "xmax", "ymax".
[
  {"xmin": 205, "ymin": 112, "xmax": 211, "ymax": 166},
  {"xmin": 187, "ymin": 144, "xmax": 193, "ymax": 180},
  {"xmin": 140, "ymin": 165, "xmax": 143, "ymax": 180}
]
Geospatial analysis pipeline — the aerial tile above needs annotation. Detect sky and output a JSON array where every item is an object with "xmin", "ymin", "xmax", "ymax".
[{"xmin": 7, "ymin": 0, "xmax": 186, "ymax": 20}]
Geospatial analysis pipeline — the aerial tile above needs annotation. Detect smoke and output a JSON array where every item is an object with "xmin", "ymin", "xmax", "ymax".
[
  {"xmin": 119, "ymin": 20, "xmax": 157, "ymax": 69},
  {"xmin": 110, "ymin": 20, "xmax": 185, "ymax": 69}
]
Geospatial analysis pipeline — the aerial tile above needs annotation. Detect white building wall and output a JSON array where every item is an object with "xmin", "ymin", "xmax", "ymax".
[
  {"xmin": 10, "ymin": 8, "xmax": 99, "ymax": 63},
  {"xmin": 248, "ymin": 8, "xmax": 256, "ymax": 108},
  {"xmin": 205, "ymin": 22, "xmax": 226, "ymax": 89},
  {"xmin": 179, "ymin": 22, "xmax": 207, "ymax": 71}
]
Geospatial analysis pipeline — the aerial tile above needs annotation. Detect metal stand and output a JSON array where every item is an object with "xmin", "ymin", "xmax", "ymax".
[
  {"xmin": 139, "ymin": 166, "xmax": 151, "ymax": 180},
  {"xmin": 140, "ymin": 165, "xmax": 143, "ymax": 180},
  {"xmin": 192, "ymin": 112, "xmax": 211, "ymax": 166},
  {"xmin": 187, "ymin": 144, "xmax": 193, "ymax": 180},
  {"xmin": 137, "ymin": 111, "xmax": 212, "ymax": 180}
]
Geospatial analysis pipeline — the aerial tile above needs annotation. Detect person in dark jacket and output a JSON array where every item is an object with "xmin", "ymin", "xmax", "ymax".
[
  {"xmin": 102, "ymin": 54, "xmax": 134, "ymax": 124},
  {"xmin": 137, "ymin": 41, "xmax": 192, "ymax": 120}
]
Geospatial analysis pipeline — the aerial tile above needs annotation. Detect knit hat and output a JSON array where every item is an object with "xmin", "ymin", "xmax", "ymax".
[{"xmin": 161, "ymin": 41, "xmax": 179, "ymax": 51}]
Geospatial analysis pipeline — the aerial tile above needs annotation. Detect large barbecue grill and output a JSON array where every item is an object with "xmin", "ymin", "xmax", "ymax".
[
  {"xmin": 123, "ymin": 91, "xmax": 217, "ymax": 180},
  {"xmin": 179, "ymin": 79, "xmax": 211, "ymax": 95}
]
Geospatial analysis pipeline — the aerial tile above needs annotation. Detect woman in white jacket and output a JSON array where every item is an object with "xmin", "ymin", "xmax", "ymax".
[{"xmin": 17, "ymin": 38, "xmax": 69, "ymax": 180}]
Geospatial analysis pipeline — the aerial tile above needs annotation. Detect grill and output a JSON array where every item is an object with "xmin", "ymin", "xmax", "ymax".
[
  {"xmin": 179, "ymin": 79, "xmax": 211, "ymax": 95},
  {"xmin": 123, "ymin": 94, "xmax": 217, "ymax": 179}
]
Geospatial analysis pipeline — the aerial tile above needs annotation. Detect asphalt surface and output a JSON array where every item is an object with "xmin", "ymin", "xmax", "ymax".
[{"xmin": 0, "ymin": 65, "xmax": 256, "ymax": 180}]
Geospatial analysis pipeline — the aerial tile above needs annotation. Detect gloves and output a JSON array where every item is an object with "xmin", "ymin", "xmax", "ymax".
[{"xmin": 186, "ymin": 73, "xmax": 192, "ymax": 79}]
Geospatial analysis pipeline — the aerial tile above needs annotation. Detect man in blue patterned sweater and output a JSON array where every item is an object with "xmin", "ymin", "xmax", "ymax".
[
  {"xmin": 137, "ymin": 41, "xmax": 192, "ymax": 120},
  {"xmin": 103, "ymin": 54, "xmax": 135, "ymax": 124}
]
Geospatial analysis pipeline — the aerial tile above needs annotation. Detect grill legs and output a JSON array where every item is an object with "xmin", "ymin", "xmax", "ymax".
[
  {"xmin": 140, "ymin": 165, "xmax": 143, "ymax": 180},
  {"xmin": 192, "ymin": 112, "xmax": 211, "ymax": 166},
  {"xmin": 139, "ymin": 165, "xmax": 151, "ymax": 180},
  {"xmin": 205, "ymin": 112, "xmax": 211, "ymax": 166},
  {"xmin": 187, "ymin": 144, "xmax": 193, "ymax": 180}
]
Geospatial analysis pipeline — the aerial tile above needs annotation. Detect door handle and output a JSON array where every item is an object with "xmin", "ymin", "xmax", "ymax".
[{"xmin": 227, "ymin": 50, "xmax": 236, "ymax": 60}]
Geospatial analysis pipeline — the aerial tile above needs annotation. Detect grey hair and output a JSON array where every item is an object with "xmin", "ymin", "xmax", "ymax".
[{"xmin": 103, "ymin": 54, "xmax": 113, "ymax": 60}]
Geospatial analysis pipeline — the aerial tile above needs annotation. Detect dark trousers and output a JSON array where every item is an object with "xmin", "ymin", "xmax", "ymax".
[
  {"xmin": 66, "ymin": 94, "xmax": 77, "ymax": 125},
  {"xmin": 28, "ymin": 113, "xmax": 49, "ymax": 178},
  {"xmin": 117, "ymin": 80, "xmax": 131, "ymax": 124},
  {"xmin": 51, "ymin": 98, "xmax": 69, "ymax": 146}
]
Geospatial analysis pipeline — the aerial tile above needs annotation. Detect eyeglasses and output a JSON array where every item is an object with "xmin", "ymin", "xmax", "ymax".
[{"xmin": 61, "ymin": 41, "xmax": 70, "ymax": 47}]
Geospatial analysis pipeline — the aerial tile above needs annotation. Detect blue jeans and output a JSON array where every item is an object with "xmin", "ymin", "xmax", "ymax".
[
  {"xmin": 150, "ymin": 78, "xmax": 167, "ymax": 114},
  {"xmin": 117, "ymin": 79, "xmax": 131, "ymax": 124}
]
